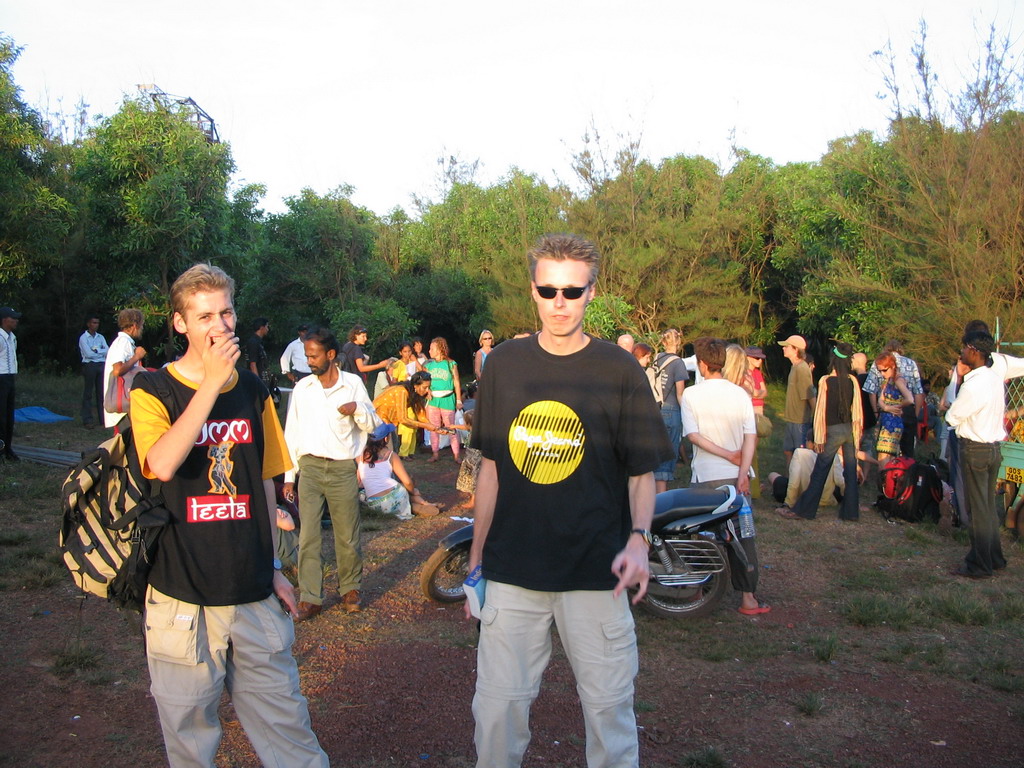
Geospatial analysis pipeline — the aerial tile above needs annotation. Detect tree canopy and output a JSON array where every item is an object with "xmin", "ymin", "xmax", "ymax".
[{"xmin": 2, "ymin": 24, "xmax": 1022, "ymax": 381}]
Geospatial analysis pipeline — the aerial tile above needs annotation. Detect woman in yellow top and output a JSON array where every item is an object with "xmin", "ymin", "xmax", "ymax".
[
  {"xmin": 388, "ymin": 341, "xmax": 421, "ymax": 385},
  {"xmin": 373, "ymin": 371, "xmax": 446, "ymax": 458}
]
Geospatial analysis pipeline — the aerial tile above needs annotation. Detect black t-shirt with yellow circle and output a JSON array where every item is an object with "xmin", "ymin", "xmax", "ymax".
[{"xmin": 472, "ymin": 334, "xmax": 672, "ymax": 591}]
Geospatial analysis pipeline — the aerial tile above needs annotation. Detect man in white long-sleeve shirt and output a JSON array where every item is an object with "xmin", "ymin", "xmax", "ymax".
[
  {"xmin": 940, "ymin": 319, "xmax": 1024, "ymax": 527},
  {"xmin": 946, "ymin": 330, "xmax": 1008, "ymax": 579},
  {"xmin": 280, "ymin": 324, "xmax": 312, "ymax": 382},
  {"xmin": 281, "ymin": 325, "xmax": 381, "ymax": 621},
  {"xmin": 78, "ymin": 315, "xmax": 108, "ymax": 427},
  {"xmin": 0, "ymin": 307, "xmax": 21, "ymax": 461}
]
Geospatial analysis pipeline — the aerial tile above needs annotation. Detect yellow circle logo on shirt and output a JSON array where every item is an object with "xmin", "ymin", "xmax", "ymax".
[{"xmin": 507, "ymin": 400, "xmax": 586, "ymax": 484}]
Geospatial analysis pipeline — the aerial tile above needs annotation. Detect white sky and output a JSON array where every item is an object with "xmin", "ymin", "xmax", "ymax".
[{"xmin": 3, "ymin": 0, "xmax": 1019, "ymax": 216}]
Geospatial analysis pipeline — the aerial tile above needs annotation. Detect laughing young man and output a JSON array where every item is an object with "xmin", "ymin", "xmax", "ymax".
[
  {"xmin": 130, "ymin": 264, "xmax": 328, "ymax": 768},
  {"xmin": 468, "ymin": 234, "xmax": 671, "ymax": 768}
]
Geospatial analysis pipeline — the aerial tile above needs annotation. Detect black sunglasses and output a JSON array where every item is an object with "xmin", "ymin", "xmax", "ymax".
[{"xmin": 536, "ymin": 284, "xmax": 589, "ymax": 300}]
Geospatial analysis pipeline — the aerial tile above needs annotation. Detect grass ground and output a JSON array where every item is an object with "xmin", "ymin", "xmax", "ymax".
[{"xmin": 1, "ymin": 372, "xmax": 1022, "ymax": 767}]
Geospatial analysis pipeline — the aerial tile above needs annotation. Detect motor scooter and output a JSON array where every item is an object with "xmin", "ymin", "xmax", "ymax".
[{"xmin": 420, "ymin": 485, "xmax": 750, "ymax": 619}]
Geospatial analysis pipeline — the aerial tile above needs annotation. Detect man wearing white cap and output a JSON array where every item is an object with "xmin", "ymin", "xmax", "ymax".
[{"xmin": 779, "ymin": 334, "xmax": 815, "ymax": 465}]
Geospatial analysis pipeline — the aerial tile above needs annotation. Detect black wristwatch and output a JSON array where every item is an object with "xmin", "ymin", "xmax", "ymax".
[{"xmin": 631, "ymin": 528, "xmax": 653, "ymax": 548}]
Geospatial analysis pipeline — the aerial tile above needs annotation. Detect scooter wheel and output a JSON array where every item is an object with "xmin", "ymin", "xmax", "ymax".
[
  {"xmin": 420, "ymin": 545, "xmax": 470, "ymax": 603},
  {"xmin": 638, "ymin": 547, "xmax": 731, "ymax": 620}
]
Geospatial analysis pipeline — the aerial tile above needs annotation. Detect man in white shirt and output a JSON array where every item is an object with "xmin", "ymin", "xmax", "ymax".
[
  {"xmin": 940, "ymin": 319, "xmax": 1024, "ymax": 526},
  {"xmin": 681, "ymin": 336, "xmax": 767, "ymax": 615},
  {"xmin": 280, "ymin": 324, "xmax": 312, "ymax": 382},
  {"xmin": 0, "ymin": 307, "xmax": 21, "ymax": 461},
  {"xmin": 946, "ymin": 331, "xmax": 1008, "ymax": 579},
  {"xmin": 78, "ymin": 315, "xmax": 109, "ymax": 428},
  {"xmin": 103, "ymin": 308, "xmax": 146, "ymax": 429},
  {"xmin": 281, "ymin": 325, "xmax": 381, "ymax": 621}
]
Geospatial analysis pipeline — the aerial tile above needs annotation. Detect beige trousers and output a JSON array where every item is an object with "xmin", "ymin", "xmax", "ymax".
[
  {"xmin": 473, "ymin": 581, "xmax": 639, "ymax": 768},
  {"xmin": 144, "ymin": 586, "xmax": 329, "ymax": 768}
]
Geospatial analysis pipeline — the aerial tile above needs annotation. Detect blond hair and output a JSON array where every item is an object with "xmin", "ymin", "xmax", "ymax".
[
  {"xmin": 171, "ymin": 263, "xmax": 235, "ymax": 316},
  {"xmin": 660, "ymin": 328, "xmax": 682, "ymax": 352},
  {"xmin": 723, "ymin": 344, "xmax": 750, "ymax": 387}
]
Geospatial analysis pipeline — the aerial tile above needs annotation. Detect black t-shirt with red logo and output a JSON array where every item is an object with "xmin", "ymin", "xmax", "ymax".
[
  {"xmin": 471, "ymin": 335, "xmax": 672, "ymax": 591},
  {"xmin": 131, "ymin": 366, "xmax": 291, "ymax": 606}
]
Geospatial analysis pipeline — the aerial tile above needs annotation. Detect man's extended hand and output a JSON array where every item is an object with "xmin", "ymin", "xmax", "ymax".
[
  {"xmin": 338, "ymin": 401, "xmax": 357, "ymax": 416},
  {"xmin": 611, "ymin": 536, "xmax": 650, "ymax": 604}
]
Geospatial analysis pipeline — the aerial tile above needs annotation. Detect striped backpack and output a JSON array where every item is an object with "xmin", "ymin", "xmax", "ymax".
[{"xmin": 59, "ymin": 425, "xmax": 169, "ymax": 611}]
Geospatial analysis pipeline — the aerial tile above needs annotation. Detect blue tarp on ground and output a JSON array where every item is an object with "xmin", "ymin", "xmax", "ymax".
[{"xmin": 14, "ymin": 407, "xmax": 73, "ymax": 423}]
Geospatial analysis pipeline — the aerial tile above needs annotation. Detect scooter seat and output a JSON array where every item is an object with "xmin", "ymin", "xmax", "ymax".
[{"xmin": 653, "ymin": 487, "xmax": 732, "ymax": 523}]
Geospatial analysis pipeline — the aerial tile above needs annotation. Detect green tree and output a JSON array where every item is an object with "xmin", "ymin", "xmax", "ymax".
[
  {"xmin": 74, "ymin": 95, "xmax": 233, "ymax": 358},
  {"xmin": 792, "ymin": 24, "xmax": 1024, "ymax": 376},
  {"xmin": 403, "ymin": 169, "xmax": 563, "ymax": 339},
  {"xmin": 0, "ymin": 36, "xmax": 73, "ymax": 284}
]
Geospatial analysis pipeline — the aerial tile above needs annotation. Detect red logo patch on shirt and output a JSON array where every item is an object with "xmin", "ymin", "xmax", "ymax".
[
  {"xmin": 195, "ymin": 419, "xmax": 253, "ymax": 446},
  {"xmin": 186, "ymin": 495, "xmax": 251, "ymax": 522}
]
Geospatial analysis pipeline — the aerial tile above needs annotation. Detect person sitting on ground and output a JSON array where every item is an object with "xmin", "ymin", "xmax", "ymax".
[
  {"xmin": 771, "ymin": 447, "xmax": 846, "ymax": 513},
  {"xmin": 357, "ymin": 423, "xmax": 439, "ymax": 519},
  {"xmin": 274, "ymin": 484, "xmax": 300, "ymax": 569},
  {"xmin": 874, "ymin": 352, "xmax": 913, "ymax": 469}
]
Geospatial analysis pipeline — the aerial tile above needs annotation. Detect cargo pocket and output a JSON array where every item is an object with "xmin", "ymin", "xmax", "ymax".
[
  {"xmin": 253, "ymin": 594, "xmax": 295, "ymax": 653},
  {"xmin": 144, "ymin": 589, "xmax": 200, "ymax": 666},
  {"xmin": 601, "ymin": 616, "xmax": 636, "ymax": 657}
]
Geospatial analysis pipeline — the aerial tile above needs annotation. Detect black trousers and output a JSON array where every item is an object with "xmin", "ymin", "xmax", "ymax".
[
  {"xmin": 959, "ymin": 439, "xmax": 1006, "ymax": 576},
  {"xmin": 81, "ymin": 361, "xmax": 105, "ymax": 425},
  {"xmin": 694, "ymin": 478, "xmax": 759, "ymax": 594},
  {"xmin": 0, "ymin": 373, "xmax": 15, "ymax": 455},
  {"xmin": 900, "ymin": 405, "xmax": 918, "ymax": 458}
]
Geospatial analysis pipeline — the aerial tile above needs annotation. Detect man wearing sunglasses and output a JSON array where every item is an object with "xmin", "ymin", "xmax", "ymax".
[{"xmin": 468, "ymin": 234, "xmax": 672, "ymax": 768}]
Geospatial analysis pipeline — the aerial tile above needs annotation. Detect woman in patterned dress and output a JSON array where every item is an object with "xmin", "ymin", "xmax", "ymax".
[{"xmin": 874, "ymin": 352, "xmax": 913, "ymax": 469}]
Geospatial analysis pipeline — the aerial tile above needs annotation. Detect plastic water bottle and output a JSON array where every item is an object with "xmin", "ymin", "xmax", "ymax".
[{"xmin": 738, "ymin": 494, "xmax": 756, "ymax": 539}]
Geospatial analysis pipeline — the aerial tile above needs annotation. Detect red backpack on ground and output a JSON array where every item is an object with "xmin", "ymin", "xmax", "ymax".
[{"xmin": 878, "ymin": 457, "xmax": 942, "ymax": 523}]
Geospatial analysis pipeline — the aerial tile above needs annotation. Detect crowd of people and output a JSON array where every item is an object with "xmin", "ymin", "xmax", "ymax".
[{"xmin": 2, "ymin": 230, "xmax": 1023, "ymax": 768}]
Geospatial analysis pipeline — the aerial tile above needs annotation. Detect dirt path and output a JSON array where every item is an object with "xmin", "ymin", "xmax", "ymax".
[{"xmin": 2, "ymin": 456, "xmax": 1021, "ymax": 767}]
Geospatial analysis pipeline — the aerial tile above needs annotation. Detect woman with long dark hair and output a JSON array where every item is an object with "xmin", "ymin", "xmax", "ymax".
[
  {"xmin": 779, "ymin": 342, "xmax": 864, "ymax": 521},
  {"xmin": 373, "ymin": 371, "xmax": 442, "ymax": 459}
]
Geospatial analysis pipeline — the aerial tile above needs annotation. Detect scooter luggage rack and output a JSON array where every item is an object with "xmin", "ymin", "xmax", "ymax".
[
  {"xmin": 651, "ymin": 538, "xmax": 727, "ymax": 586},
  {"xmin": 649, "ymin": 485, "xmax": 737, "ymax": 587}
]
